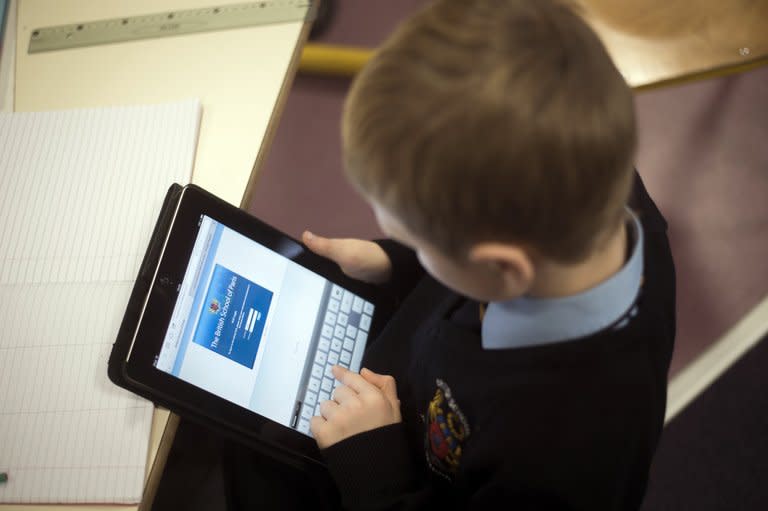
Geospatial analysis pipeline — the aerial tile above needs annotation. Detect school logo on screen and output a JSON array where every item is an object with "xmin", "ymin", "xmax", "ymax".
[{"xmin": 193, "ymin": 265, "xmax": 273, "ymax": 369}]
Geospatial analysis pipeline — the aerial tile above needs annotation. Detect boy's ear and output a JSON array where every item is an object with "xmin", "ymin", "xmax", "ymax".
[{"xmin": 468, "ymin": 242, "xmax": 535, "ymax": 292}]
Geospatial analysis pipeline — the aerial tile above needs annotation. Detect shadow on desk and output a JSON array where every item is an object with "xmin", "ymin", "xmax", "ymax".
[{"xmin": 152, "ymin": 420, "xmax": 340, "ymax": 511}]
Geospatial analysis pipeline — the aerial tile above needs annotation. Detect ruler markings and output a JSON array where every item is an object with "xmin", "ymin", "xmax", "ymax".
[{"xmin": 28, "ymin": 0, "xmax": 314, "ymax": 53}]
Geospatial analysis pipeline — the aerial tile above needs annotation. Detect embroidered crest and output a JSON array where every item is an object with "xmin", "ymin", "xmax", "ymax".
[{"xmin": 424, "ymin": 378, "xmax": 470, "ymax": 480}]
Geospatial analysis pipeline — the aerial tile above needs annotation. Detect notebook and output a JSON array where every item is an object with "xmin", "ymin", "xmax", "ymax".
[{"xmin": 0, "ymin": 99, "xmax": 201, "ymax": 503}]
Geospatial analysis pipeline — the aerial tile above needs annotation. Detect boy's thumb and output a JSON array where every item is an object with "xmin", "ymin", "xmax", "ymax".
[
  {"xmin": 361, "ymin": 368, "xmax": 399, "ymax": 404},
  {"xmin": 303, "ymin": 231, "xmax": 335, "ymax": 260}
]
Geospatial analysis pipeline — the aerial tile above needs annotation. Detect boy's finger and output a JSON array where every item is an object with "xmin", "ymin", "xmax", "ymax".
[
  {"xmin": 319, "ymin": 398, "xmax": 340, "ymax": 420},
  {"xmin": 309, "ymin": 415, "xmax": 326, "ymax": 438},
  {"xmin": 331, "ymin": 384, "xmax": 356, "ymax": 404},
  {"xmin": 332, "ymin": 365, "xmax": 373, "ymax": 394}
]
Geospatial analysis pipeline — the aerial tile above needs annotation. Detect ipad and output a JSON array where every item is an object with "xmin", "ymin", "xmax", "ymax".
[{"xmin": 111, "ymin": 183, "xmax": 392, "ymax": 467}]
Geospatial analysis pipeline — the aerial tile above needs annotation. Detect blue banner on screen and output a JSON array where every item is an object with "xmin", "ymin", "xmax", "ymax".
[{"xmin": 192, "ymin": 264, "xmax": 273, "ymax": 368}]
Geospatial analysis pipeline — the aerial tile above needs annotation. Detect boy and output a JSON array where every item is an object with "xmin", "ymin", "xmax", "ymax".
[{"xmin": 298, "ymin": 0, "xmax": 676, "ymax": 509}]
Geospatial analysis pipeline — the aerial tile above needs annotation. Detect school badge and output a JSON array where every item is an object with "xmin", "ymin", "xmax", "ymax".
[{"xmin": 424, "ymin": 379, "xmax": 470, "ymax": 480}]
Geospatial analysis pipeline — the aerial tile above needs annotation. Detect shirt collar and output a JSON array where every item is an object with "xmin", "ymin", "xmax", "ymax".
[{"xmin": 480, "ymin": 209, "xmax": 644, "ymax": 349}]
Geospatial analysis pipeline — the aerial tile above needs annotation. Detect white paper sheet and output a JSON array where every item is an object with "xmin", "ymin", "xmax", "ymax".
[{"xmin": 0, "ymin": 99, "xmax": 200, "ymax": 503}]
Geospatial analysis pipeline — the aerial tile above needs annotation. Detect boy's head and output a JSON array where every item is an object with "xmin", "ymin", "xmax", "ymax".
[{"xmin": 342, "ymin": 0, "xmax": 636, "ymax": 300}]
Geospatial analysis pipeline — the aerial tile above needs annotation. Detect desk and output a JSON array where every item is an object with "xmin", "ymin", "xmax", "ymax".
[{"xmin": 1, "ymin": 0, "xmax": 312, "ymax": 509}]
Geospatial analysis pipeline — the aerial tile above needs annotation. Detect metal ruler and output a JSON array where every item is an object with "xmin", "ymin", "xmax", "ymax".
[{"xmin": 28, "ymin": 0, "xmax": 315, "ymax": 54}]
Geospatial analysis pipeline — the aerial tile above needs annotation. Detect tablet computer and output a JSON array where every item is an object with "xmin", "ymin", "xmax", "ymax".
[{"xmin": 109, "ymin": 183, "xmax": 393, "ymax": 468}]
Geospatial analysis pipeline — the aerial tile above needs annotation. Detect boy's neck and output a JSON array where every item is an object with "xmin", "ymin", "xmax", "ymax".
[{"xmin": 527, "ymin": 221, "xmax": 628, "ymax": 299}]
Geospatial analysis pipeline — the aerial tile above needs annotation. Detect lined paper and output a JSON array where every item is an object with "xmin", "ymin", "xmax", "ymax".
[
  {"xmin": 0, "ymin": 100, "xmax": 200, "ymax": 503},
  {"xmin": 0, "ymin": 102, "xmax": 199, "ymax": 284}
]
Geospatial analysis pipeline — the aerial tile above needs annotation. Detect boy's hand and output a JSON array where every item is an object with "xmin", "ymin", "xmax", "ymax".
[
  {"xmin": 310, "ymin": 366, "xmax": 402, "ymax": 449},
  {"xmin": 302, "ymin": 231, "xmax": 392, "ymax": 284}
]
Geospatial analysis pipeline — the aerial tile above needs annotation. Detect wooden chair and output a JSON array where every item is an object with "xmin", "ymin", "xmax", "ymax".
[{"xmin": 298, "ymin": 0, "xmax": 768, "ymax": 90}]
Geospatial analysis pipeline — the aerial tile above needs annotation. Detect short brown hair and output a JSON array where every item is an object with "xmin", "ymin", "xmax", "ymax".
[{"xmin": 342, "ymin": 0, "xmax": 636, "ymax": 263}]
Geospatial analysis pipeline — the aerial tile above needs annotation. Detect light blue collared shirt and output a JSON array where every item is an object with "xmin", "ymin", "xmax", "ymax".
[{"xmin": 481, "ymin": 210, "xmax": 644, "ymax": 349}]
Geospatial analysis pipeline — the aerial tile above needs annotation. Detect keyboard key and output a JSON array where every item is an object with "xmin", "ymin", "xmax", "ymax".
[
  {"xmin": 352, "ymin": 296, "xmax": 363, "ymax": 313},
  {"xmin": 356, "ymin": 330, "xmax": 368, "ymax": 345},
  {"xmin": 331, "ymin": 285, "xmax": 343, "ymax": 300},
  {"xmin": 321, "ymin": 377, "xmax": 333, "ymax": 392},
  {"xmin": 364, "ymin": 301, "xmax": 374, "ymax": 315},
  {"xmin": 305, "ymin": 391, "xmax": 317, "ymax": 406},
  {"xmin": 308, "ymin": 377, "xmax": 321, "ymax": 393},
  {"xmin": 324, "ymin": 364, "xmax": 335, "ymax": 379},
  {"xmin": 339, "ymin": 359, "xmax": 349, "ymax": 369},
  {"xmin": 324, "ymin": 311, "xmax": 337, "ymax": 325},
  {"xmin": 334, "ymin": 325, "xmax": 346, "ymax": 339},
  {"xmin": 341, "ymin": 291, "xmax": 353, "ymax": 313},
  {"xmin": 298, "ymin": 419, "xmax": 310, "ymax": 434},
  {"xmin": 343, "ymin": 337, "xmax": 355, "ymax": 351},
  {"xmin": 319, "ymin": 338, "xmax": 331, "ymax": 352},
  {"xmin": 340, "ymin": 350, "xmax": 352, "ymax": 365},
  {"xmin": 328, "ymin": 298, "xmax": 340, "ymax": 312},
  {"xmin": 311, "ymin": 364, "xmax": 323, "ymax": 379},
  {"xmin": 345, "ymin": 324, "xmax": 358, "ymax": 339},
  {"xmin": 319, "ymin": 391, "xmax": 330, "ymax": 402},
  {"xmin": 338, "ymin": 312, "xmax": 349, "ymax": 327},
  {"xmin": 321, "ymin": 324, "xmax": 333, "ymax": 339},
  {"xmin": 328, "ymin": 351, "xmax": 339, "ymax": 365},
  {"xmin": 331, "ymin": 338, "xmax": 342, "ymax": 352},
  {"xmin": 314, "ymin": 351, "xmax": 327, "ymax": 366},
  {"xmin": 315, "ymin": 404, "xmax": 322, "ymax": 416},
  {"xmin": 360, "ymin": 314, "xmax": 371, "ymax": 331},
  {"xmin": 301, "ymin": 404, "xmax": 313, "ymax": 421}
]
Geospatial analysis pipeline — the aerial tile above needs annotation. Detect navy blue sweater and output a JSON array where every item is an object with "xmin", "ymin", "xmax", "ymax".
[{"xmin": 322, "ymin": 173, "xmax": 676, "ymax": 510}]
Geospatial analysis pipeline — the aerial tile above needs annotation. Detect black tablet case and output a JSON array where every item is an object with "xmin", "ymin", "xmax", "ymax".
[
  {"xmin": 108, "ymin": 183, "xmax": 183, "ymax": 393},
  {"xmin": 108, "ymin": 183, "xmax": 325, "ymax": 473}
]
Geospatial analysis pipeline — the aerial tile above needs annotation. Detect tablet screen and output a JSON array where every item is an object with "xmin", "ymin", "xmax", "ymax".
[{"xmin": 153, "ymin": 215, "xmax": 375, "ymax": 437}]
